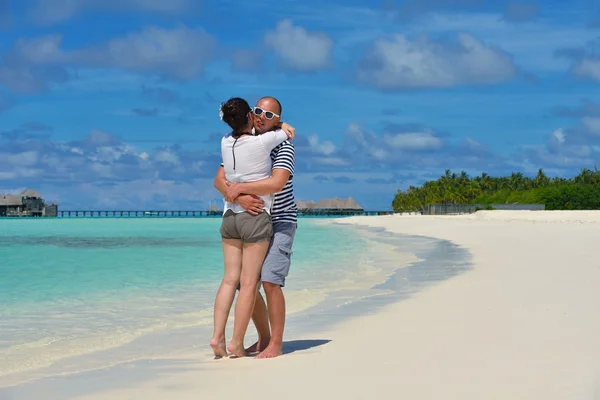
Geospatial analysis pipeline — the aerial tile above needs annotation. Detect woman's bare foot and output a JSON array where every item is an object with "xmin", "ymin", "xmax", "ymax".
[
  {"xmin": 210, "ymin": 337, "xmax": 228, "ymax": 359},
  {"xmin": 227, "ymin": 340, "xmax": 246, "ymax": 358}
]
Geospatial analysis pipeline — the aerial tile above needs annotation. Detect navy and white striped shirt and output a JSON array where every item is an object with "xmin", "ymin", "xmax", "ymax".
[
  {"xmin": 270, "ymin": 140, "xmax": 297, "ymax": 225},
  {"xmin": 220, "ymin": 139, "xmax": 297, "ymax": 224}
]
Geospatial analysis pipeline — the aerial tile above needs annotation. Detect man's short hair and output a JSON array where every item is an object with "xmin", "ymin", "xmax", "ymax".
[{"xmin": 259, "ymin": 96, "xmax": 282, "ymax": 115}]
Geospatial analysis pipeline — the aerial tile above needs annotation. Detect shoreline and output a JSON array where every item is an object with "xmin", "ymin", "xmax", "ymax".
[
  {"xmin": 0, "ymin": 219, "xmax": 376, "ymax": 386},
  {"xmin": 0, "ymin": 220, "xmax": 463, "ymax": 399},
  {"xmin": 4, "ymin": 211, "xmax": 600, "ymax": 399},
  {"xmin": 0, "ymin": 220, "xmax": 429, "ymax": 392}
]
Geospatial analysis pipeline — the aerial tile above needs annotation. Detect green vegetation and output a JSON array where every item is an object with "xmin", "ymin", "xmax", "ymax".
[{"xmin": 392, "ymin": 168, "xmax": 600, "ymax": 212}]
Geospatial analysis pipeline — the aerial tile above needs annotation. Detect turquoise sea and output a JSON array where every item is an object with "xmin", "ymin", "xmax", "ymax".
[{"xmin": 0, "ymin": 217, "xmax": 403, "ymax": 387}]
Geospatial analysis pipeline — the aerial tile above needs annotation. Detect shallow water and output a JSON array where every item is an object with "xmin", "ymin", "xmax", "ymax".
[{"xmin": 0, "ymin": 217, "xmax": 393, "ymax": 385}]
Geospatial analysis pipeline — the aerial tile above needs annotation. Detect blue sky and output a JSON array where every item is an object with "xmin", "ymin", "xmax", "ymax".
[{"xmin": 1, "ymin": 0, "xmax": 600, "ymax": 210}]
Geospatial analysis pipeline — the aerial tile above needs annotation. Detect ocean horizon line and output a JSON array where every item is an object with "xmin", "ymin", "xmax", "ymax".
[{"xmin": 0, "ymin": 209, "xmax": 394, "ymax": 219}]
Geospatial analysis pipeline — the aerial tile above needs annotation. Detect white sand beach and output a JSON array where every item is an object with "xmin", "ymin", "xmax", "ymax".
[{"xmin": 7, "ymin": 211, "xmax": 600, "ymax": 399}]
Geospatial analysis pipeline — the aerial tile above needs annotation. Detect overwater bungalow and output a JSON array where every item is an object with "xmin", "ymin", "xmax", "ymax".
[
  {"xmin": 296, "ymin": 197, "xmax": 365, "ymax": 215},
  {"xmin": 0, "ymin": 189, "xmax": 58, "ymax": 217}
]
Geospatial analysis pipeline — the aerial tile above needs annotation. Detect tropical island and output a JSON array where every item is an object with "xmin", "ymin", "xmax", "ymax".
[{"xmin": 392, "ymin": 168, "xmax": 600, "ymax": 213}]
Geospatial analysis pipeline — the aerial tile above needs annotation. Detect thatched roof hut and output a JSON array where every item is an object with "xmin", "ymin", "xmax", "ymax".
[
  {"xmin": 296, "ymin": 197, "xmax": 363, "ymax": 211},
  {"xmin": 1, "ymin": 189, "xmax": 44, "ymax": 206},
  {"xmin": 21, "ymin": 189, "xmax": 42, "ymax": 198},
  {"xmin": 296, "ymin": 200, "xmax": 317, "ymax": 210},
  {"xmin": 0, "ymin": 194, "xmax": 23, "ymax": 206}
]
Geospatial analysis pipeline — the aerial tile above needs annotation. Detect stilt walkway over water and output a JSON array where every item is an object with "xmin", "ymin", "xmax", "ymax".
[
  {"xmin": 46, "ymin": 210, "xmax": 393, "ymax": 218},
  {"xmin": 57, "ymin": 210, "xmax": 222, "ymax": 218}
]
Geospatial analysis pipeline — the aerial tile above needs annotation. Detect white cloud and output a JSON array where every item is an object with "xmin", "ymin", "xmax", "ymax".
[
  {"xmin": 311, "ymin": 157, "xmax": 350, "ymax": 166},
  {"xmin": 46, "ymin": 178, "xmax": 217, "ymax": 209},
  {"xmin": 407, "ymin": 12, "xmax": 596, "ymax": 72},
  {"xmin": 528, "ymin": 128, "xmax": 597, "ymax": 168},
  {"xmin": 581, "ymin": 117, "xmax": 600, "ymax": 135},
  {"xmin": 1, "ymin": 151, "xmax": 39, "ymax": 166},
  {"xmin": 0, "ymin": 151, "xmax": 44, "ymax": 178},
  {"xmin": 549, "ymin": 128, "xmax": 566, "ymax": 147},
  {"xmin": 358, "ymin": 32, "xmax": 517, "ymax": 89},
  {"xmin": 307, "ymin": 134, "xmax": 336, "ymax": 155},
  {"xmin": 383, "ymin": 132, "xmax": 444, "ymax": 150},
  {"xmin": 264, "ymin": 19, "xmax": 333, "ymax": 71},
  {"xmin": 86, "ymin": 26, "xmax": 215, "ymax": 79},
  {"xmin": 153, "ymin": 149, "xmax": 180, "ymax": 164},
  {"xmin": 29, "ymin": 0, "xmax": 196, "ymax": 25},
  {"xmin": 575, "ymin": 59, "xmax": 600, "ymax": 81},
  {"xmin": 0, "ymin": 127, "xmax": 222, "ymax": 195},
  {"xmin": 0, "ymin": 26, "xmax": 216, "ymax": 93},
  {"xmin": 461, "ymin": 137, "xmax": 487, "ymax": 152}
]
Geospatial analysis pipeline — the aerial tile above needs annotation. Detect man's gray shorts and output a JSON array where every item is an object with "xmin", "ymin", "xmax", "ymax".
[
  {"xmin": 261, "ymin": 222, "xmax": 297, "ymax": 287},
  {"xmin": 220, "ymin": 209, "xmax": 273, "ymax": 243}
]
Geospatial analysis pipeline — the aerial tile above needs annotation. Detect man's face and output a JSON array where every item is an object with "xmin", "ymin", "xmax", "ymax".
[{"xmin": 253, "ymin": 98, "xmax": 281, "ymax": 134}]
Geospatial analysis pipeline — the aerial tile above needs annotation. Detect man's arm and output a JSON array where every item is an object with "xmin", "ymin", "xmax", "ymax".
[
  {"xmin": 226, "ymin": 169, "xmax": 290, "ymax": 199},
  {"xmin": 213, "ymin": 166, "xmax": 228, "ymax": 197},
  {"xmin": 214, "ymin": 166, "xmax": 266, "ymax": 215}
]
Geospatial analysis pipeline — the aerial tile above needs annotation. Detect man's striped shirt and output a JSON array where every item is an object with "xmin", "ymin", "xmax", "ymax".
[{"xmin": 270, "ymin": 140, "xmax": 297, "ymax": 225}]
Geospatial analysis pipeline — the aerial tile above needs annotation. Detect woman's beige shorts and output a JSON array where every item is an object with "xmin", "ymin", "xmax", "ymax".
[{"xmin": 220, "ymin": 209, "xmax": 273, "ymax": 243}]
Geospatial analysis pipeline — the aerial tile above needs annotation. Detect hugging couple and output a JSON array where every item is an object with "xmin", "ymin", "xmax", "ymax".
[{"xmin": 211, "ymin": 96, "xmax": 298, "ymax": 359}]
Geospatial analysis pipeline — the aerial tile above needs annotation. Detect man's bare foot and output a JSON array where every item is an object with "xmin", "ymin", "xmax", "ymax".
[
  {"xmin": 210, "ymin": 337, "xmax": 228, "ymax": 359},
  {"xmin": 256, "ymin": 343, "xmax": 282, "ymax": 359},
  {"xmin": 245, "ymin": 337, "xmax": 270, "ymax": 355},
  {"xmin": 227, "ymin": 340, "xmax": 246, "ymax": 358}
]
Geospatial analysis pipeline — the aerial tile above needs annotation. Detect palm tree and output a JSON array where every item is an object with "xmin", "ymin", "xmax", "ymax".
[
  {"xmin": 391, "ymin": 167, "xmax": 600, "ymax": 212},
  {"xmin": 535, "ymin": 168, "xmax": 549, "ymax": 187}
]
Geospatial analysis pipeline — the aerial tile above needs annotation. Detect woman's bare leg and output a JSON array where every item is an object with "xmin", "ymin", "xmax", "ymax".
[
  {"xmin": 227, "ymin": 241, "xmax": 269, "ymax": 357},
  {"xmin": 211, "ymin": 238, "xmax": 243, "ymax": 358}
]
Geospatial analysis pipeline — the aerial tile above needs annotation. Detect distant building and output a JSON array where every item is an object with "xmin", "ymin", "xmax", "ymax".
[
  {"xmin": 207, "ymin": 202, "xmax": 222, "ymax": 215},
  {"xmin": 207, "ymin": 203, "xmax": 221, "ymax": 212},
  {"xmin": 0, "ymin": 189, "xmax": 58, "ymax": 217},
  {"xmin": 296, "ymin": 197, "xmax": 364, "ymax": 211}
]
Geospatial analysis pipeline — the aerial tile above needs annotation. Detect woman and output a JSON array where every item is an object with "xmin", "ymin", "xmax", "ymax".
[{"xmin": 210, "ymin": 97, "xmax": 295, "ymax": 358}]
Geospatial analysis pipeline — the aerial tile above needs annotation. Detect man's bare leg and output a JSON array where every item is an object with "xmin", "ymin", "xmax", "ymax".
[
  {"xmin": 256, "ymin": 282, "xmax": 285, "ymax": 359},
  {"xmin": 245, "ymin": 290, "xmax": 271, "ymax": 355}
]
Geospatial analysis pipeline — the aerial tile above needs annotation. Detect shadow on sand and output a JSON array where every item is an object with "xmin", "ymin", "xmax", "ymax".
[{"xmin": 282, "ymin": 339, "xmax": 331, "ymax": 355}]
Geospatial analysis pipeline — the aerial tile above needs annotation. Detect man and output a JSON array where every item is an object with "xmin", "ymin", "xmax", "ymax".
[{"xmin": 213, "ymin": 96, "xmax": 297, "ymax": 359}]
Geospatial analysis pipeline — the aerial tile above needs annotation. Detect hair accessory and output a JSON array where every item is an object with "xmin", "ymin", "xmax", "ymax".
[{"xmin": 218, "ymin": 103, "xmax": 224, "ymax": 120}]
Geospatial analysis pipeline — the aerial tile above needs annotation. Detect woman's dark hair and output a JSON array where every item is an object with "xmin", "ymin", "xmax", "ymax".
[{"xmin": 221, "ymin": 97, "xmax": 252, "ymax": 133}]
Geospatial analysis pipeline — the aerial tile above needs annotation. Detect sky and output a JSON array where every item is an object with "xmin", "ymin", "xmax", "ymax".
[{"xmin": 1, "ymin": 0, "xmax": 600, "ymax": 211}]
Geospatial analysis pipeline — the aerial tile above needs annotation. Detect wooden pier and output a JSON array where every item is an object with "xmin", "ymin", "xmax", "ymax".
[
  {"xmin": 47, "ymin": 210, "xmax": 393, "ymax": 218},
  {"xmin": 298, "ymin": 210, "xmax": 393, "ymax": 217},
  {"xmin": 0, "ymin": 209, "xmax": 393, "ymax": 218},
  {"xmin": 56, "ymin": 210, "xmax": 223, "ymax": 218}
]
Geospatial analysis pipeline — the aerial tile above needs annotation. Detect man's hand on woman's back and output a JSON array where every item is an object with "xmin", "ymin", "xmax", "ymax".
[{"xmin": 236, "ymin": 194, "xmax": 265, "ymax": 215}]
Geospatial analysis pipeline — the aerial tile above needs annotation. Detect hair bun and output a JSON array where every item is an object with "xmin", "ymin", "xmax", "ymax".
[
  {"xmin": 221, "ymin": 102, "xmax": 234, "ymax": 114},
  {"xmin": 220, "ymin": 97, "xmax": 252, "ymax": 132}
]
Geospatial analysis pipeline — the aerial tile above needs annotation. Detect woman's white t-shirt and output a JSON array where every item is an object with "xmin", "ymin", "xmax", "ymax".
[{"xmin": 221, "ymin": 129, "xmax": 288, "ymax": 214}]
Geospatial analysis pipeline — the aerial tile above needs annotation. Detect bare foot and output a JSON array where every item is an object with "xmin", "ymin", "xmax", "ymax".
[
  {"xmin": 227, "ymin": 340, "xmax": 246, "ymax": 358},
  {"xmin": 210, "ymin": 337, "xmax": 228, "ymax": 359},
  {"xmin": 256, "ymin": 343, "xmax": 282, "ymax": 359},
  {"xmin": 245, "ymin": 337, "xmax": 270, "ymax": 355}
]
